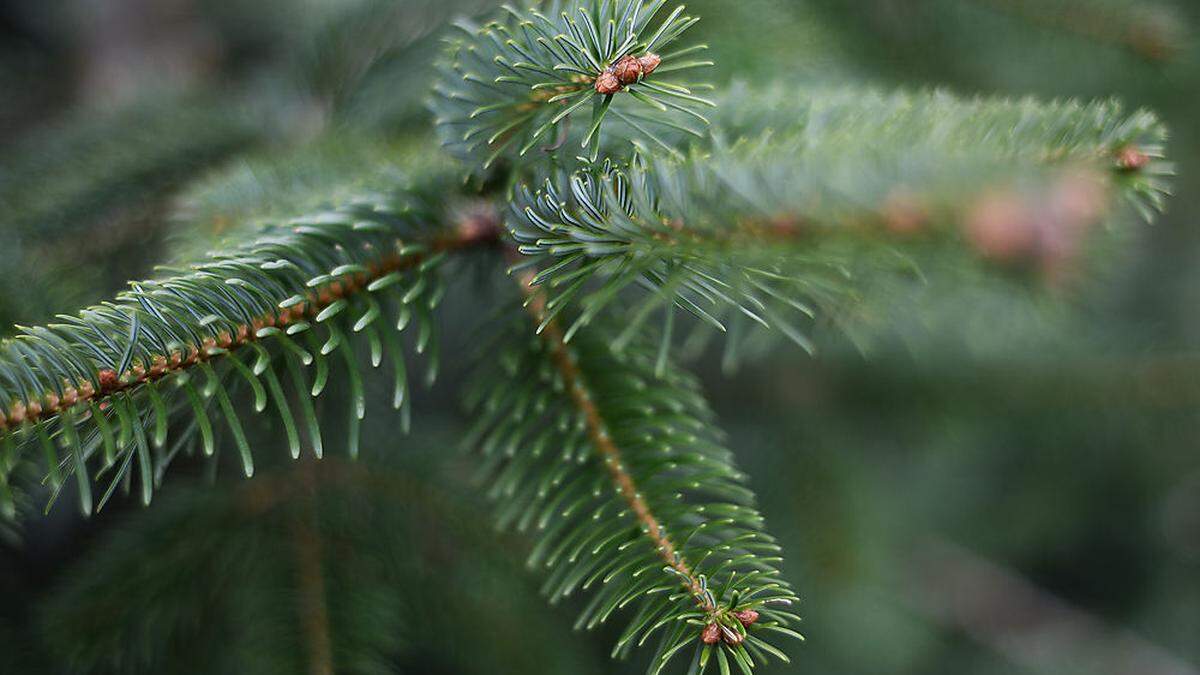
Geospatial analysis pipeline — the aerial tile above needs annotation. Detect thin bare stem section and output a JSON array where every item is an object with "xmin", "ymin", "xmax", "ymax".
[
  {"xmin": 292, "ymin": 462, "xmax": 334, "ymax": 675},
  {"xmin": 512, "ymin": 265, "xmax": 714, "ymax": 612}
]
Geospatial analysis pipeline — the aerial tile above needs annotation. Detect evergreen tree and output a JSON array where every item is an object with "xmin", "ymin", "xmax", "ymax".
[{"xmin": 0, "ymin": 1, "xmax": 1192, "ymax": 674}]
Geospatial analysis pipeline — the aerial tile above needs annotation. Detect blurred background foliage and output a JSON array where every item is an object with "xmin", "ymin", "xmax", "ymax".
[{"xmin": 0, "ymin": 0, "xmax": 1198, "ymax": 673}]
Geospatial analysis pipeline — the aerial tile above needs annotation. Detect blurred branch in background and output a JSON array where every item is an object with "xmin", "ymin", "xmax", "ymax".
[
  {"xmin": 38, "ymin": 448, "xmax": 603, "ymax": 674},
  {"xmin": 72, "ymin": 0, "xmax": 221, "ymax": 107},
  {"xmin": 0, "ymin": 96, "xmax": 260, "ymax": 327},
  {"xmin": 968, "ymin": 0, "xmax": 1187, "ymax": 62},
  {"xmin": 906, "ymin": 540, "xmax": 1198, "ymax": 675},
  {"xmin": 290, "ymin": 463, "xmax": 334, "ymax": 675}
]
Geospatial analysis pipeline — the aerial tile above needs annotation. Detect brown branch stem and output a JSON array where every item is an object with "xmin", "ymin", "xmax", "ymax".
[
  {"xmin": 510, "ymin": 258, "xmax": 715, "ymax": 613},
  {"xmin": 291, "ymin": 461, "xmax": 334, "ymax": 675},
  {"xmin": 0, "ymin": 222, "xmax": 501, "ymax": 432}
]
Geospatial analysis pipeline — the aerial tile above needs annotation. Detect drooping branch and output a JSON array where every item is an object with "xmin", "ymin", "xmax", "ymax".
[
  {"xmin": 513, "ymin": 264, "xmax": 713, "ymax": 612},
  {"xmin": 466, "ymin": 267, "xmax": 802, "ymax": 669}
]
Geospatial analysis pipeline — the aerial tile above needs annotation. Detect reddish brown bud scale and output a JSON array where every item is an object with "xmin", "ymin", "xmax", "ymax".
[
  {"xmin": 595, "ymin": 71, "xmax": 621, "ymax": 95},
  {"xmin": 966, "ymin": 190, "xmax": 1039, "ymax": 262},
  {"xmin": 612, "ymin": 55, "xmax": 643, "ymax": 85},
  {"xmin": 882, "ymin": 191, "xmax": 928, "ymax": 235},
  {"xmin": 98, "ymin": 369, "xmax": 120, "ymax": 390},
  {"xmin": 769, "ymin": 215, "xmax": 803, "ymax": 238},
  {"xmin": 701, "ymin": 623, "xmax": 721, "ymax": 645},
  {"xmin": 637, "ymin": 52, "xmax": 662, "ymax": 76},
  {"xmin": 594, "ymin": 52, "xmax": 661, "ymax": 95},
  {"xmin": 734, "ymin": 609, "xmax": 759, "ymax": 627},
  {"xmin": 1117, "ymin": 145, "xmax": 1150, "ymax": 171}
]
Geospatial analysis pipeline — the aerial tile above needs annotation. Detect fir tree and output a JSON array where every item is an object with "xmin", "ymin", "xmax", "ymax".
[{"xmin": 0, "ymin": 1, "xmax": 1182, "ymax": 674}]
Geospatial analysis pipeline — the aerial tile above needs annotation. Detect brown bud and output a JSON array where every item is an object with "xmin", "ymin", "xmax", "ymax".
[
  {"xmin": 701, "ymin": 623, "xmax": 721, "ymax": 645},
  {"xmin": 612, "ymin": 55, "xmax": 643, "ymax": 85},
  {"xmin": 882, "ymin": 191, "xmax": 928, "ymax": 235},
  {"xmin": 769, "ymin": 214, "xmax": 803, "ymax": 238},
  {"xmin": 457, "ymin": 202, "xmax": 502, "ymax": 242},
  {"xmin": 9, "ymin": 402, "xmax": 26, "ymax": 425},
  {"xmin": 721, "ymin": 625, "xmax": 744, "ymax": 646},
  {"xmin": 966, "ymin": 190, "xmax": 1039, "ymax": 262},
  {"xmin": 594, "ymin": 70, "xmax": 621, "ymax": 95},
  {"xmin": 98, "ymin": 369, "xmax": 120, "ymax": 390},
  {"xmin": 637, "ymin": 53, "xmax": 662, "ymax": 76},
  {"xmin": 1116, "ymin": 145, "xmax": 1150, "ymax": 172},
  {"xmin": 734, "ymin": 609, "xmax": 760, "ymax": 627}
]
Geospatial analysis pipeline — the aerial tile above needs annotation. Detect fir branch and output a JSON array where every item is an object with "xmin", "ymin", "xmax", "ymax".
[
  {"xmin": 431, "ymin": 0, "xmax": 713, "ymax": 171},
  {"xmin": 0, "ymin": 174, "xmax": 502, "ymax": 516},
  {"xmin": 510, "ymin": 88, "xmax": 1172, "ymax": 357},
  {"xmin": 464, "ymin": 270, "xmax": 801, "ymax": 673},
  {"xmin": 515, "ymin": 265, "xmax": 711, "ymax": 607},
  {"xmin": 0, "ymin": 228, "xmax": 491, "ymax": 432}
]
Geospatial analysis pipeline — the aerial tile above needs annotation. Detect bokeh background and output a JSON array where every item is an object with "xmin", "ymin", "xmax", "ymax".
[{"xmin": 1, "ymin": 1, "xmax": 1199, "ymax": 673}]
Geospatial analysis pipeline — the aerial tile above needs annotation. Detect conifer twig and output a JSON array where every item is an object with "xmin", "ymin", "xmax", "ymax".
[
  {"xmin": 0, "ymin": 224, "xmax": 501, "ymax": 432},
  {"xmin": 511, "ymin": 260, "xmax": 714, "ymax": 613}
]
